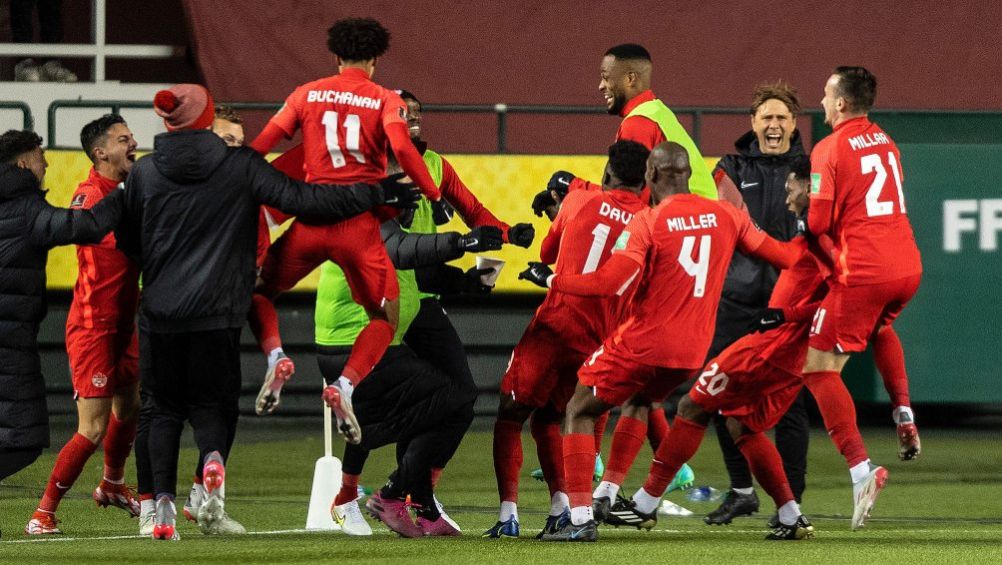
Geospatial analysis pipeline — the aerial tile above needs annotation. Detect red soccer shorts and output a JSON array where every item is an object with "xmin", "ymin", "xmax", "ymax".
[
  {"xmin": 809, "ymin": 274, "xmax": 921, "ymax": 353},
  {"xmin": 66, "ymin": 324, "xmax": 139, "ymax": 399},
  {"xmin": 577, "ymin": 341, "xmax": 695, "ymax": 407},
  {"xmin": 690, "ymin": 340, "xmax": 803, "ymax": 433},
  {"xmin": 501, "ymin": 318, "xmax": 591, "ymax": 411},
  {"xmin": 259, "ymin": 213, "xmax": 399, "ymax": 309}
]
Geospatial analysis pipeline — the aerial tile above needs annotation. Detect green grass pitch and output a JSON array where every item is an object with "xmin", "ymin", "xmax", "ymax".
[{"xmin": 2, "ymin": 418, "xmax": 1000, "ymax": 563}]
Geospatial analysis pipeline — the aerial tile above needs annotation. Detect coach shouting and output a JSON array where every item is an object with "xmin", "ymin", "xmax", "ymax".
[{"xmin": 118, "ymin": 84, "xmax": 419, "ymax": 540}]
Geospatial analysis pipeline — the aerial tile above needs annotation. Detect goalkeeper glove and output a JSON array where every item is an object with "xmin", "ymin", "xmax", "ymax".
[{"xmin": 518, "ymin": 261, "xmax": 554, "ymax": 289}]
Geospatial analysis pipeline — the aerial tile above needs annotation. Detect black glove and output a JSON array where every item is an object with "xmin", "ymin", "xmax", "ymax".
[
  {"xmin": 397, "ymin": 208, "xmax": 416, "ymax": 229},
  {"xmin": 531, "ymin": 190, "xmax": 557, "ymax": 217},
  {"xmin": 747, "ymin": 308, "xmax": 785, "ymax": 333},
  {"xmin": 508, "ymin": 223, "xmax": 535, "ymax": 248},
  {"xmin": 457, "ymin": 225, "xmax": 504, "ymax": 252},
  {"xmin": 432, "ymin": 200, "xmax": 455, "ymax": 225},
  {"xmin": 795, "ymin": 215, "xmax": 807, "ymax": 236},
  {"xmin": 463, "ymin": 267, "xmax": 496, "ymax": 294},
  {"xmin": 547, "ymin": 171, "xmax": 575, "ymax": 196},
  {"xmin": 378, "ymin": 172, "xmax": 420, "ymax": 209},
  {"xmin": 518, "ymin": 261, "xmax": 554, "ymax": 289}
]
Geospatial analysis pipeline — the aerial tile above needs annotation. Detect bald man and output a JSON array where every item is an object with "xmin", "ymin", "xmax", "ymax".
[{"xmin": 521, "ymin": 142, "xmax": 806, "ymax": 541}]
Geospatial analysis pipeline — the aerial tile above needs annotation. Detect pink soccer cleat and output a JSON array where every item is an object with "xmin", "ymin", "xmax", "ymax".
[
  {"xmin": 322, "ymin": 381, "xmax": 361, "ymax": 445},
  {"xmin": 897, "ymin": 423, "xmax": 921, "ymax": 461},
  {"xmin": 417, "ymin": 515, "xmax": 462, "ymax": 536},
  {"xmin": 365, "ymin": 493, "xmax": 424, "ymax": 538}
]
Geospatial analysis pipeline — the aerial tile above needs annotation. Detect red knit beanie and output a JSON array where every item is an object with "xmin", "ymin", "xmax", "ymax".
[{"xmin": 153, "ymin": 84, "xmax": 215, "ymax": 132}]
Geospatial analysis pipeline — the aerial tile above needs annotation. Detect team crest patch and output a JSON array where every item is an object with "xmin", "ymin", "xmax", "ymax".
[
  {"xmin": 71, "ymin": 193, "xmax": 87, "ymax": 208},
  {"xmin": 91, "ymin": 372, "xmax": 108, "ymax": 388},
  {"xmin": 810, "ymin": 173, "xmax": 822, "ymax": 194},
  {"xmin": 613, "ymin": 231, "xmax": 631, "ymax": 251}
]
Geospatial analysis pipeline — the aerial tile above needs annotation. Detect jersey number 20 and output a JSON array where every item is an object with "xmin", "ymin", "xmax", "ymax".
[{"xmin": 322, "ymin": 111, "xmax": 365, "ymax": 168}]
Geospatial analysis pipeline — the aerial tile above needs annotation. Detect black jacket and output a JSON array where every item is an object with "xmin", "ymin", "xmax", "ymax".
[
  {"xmin": 117, "ymin": 130, "xmax": 385, "ymax": 333},
  {"xmin": 0, "ymin": 164, "xmax": 122, "ymax": 449},
  {"xmin": 714, "ymin": 130, "xmax": 805, "ymax": 309}
]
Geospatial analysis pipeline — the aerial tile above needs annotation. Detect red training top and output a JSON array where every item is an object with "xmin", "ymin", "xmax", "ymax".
[{"xmin": 67, "ymin": 168, "xmax": 139, "ymax": 330}]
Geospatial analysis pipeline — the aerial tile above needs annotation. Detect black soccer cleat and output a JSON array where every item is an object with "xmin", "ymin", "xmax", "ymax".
[
  {"xmin": 766, "ymin": 515, "xmax": 815, "ymax": 540},
  {"xmin": 605, "ymin": 496, "xmax": 657, "ymax": 530},
  {"xmin": 538, "ymin": 519, "xmax": 598, "ymax": 542},
  {"xmin": 766, "ymin": 513, "xmax": 780, "ymax": 529},
  {"xmin": 535, "ymin": 509, "xmax": 570, "ymax": 539},
  {"xmin": 704, "ymin": 490, "xmax": 760, "ymax": 525},
  {"xmin": 592, "ymin": 496, "xmax": 611, "ymax": 523}
]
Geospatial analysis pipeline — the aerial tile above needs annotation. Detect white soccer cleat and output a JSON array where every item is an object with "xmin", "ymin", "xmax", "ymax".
[
  {"xmin": 139, "ymin": 500, "xmax": 156, "ymax": 536},
  {"xmin": 256, "ymin": 354, "xmax": 295, "ymax": 415},
  {"xmin": 658, "ymin": 500, "xmax": 694, "ymax": 517},
  {"xmin": 197, "ymin": 451, "xmax": 246, "ymax": 535},
  {"xmin": 183, "ymin": 482, "xmax": 205, "ymax": 523},
  {"xmin": 851, "ymin": 464, "xmax": 889, "ymax": 530},
  {"xmin": 332, "ymin": 499, "xmax": 373, "ymax": 536},
  {"xmin": 152, "ymin": 498, "xmax": 179, "ymax": 541}
]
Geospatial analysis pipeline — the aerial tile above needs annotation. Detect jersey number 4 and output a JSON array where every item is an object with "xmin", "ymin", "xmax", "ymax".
[
  {"xmin": 861, "ymin": 152, "xmax": 906, "ymax": 217},
  {"xmin": 322, "ymin": 111, "xmax": 365, "ymax": 168},
  {"xmin": 680, "ymin": 235, "xmax": 711, "ymax": 297}
]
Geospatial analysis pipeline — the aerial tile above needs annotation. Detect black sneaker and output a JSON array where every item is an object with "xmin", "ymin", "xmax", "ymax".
[
  {"xmin": 766, "ymin": 513, "xmax": 780, "ymax": 529},
  {"xmin": 605, "ymin": 496, "xmax": 657, "ymax": 530},
  {"xmin": 535, "ymin": 509, "xmax": 570, "ymax": 539},
  {"xmin": 539, "ymin": 519, "xmax": 598, "ymax": 542},
  {"xmin": 766, "ymin": 515, "xmax": 815, "ymax": 540},
  {"xmin": 704, "ymin": 490, "xmax": 760, "ymax": 525},
  {"xmin": 592, "ymin": 496, "xmax": 611, "ymax": 523}
]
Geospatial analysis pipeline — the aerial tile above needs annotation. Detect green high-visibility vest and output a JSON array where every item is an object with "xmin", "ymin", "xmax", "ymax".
[
  {"xmin": 313, "ymin": 149, "xmax": 445, "ymax": 346},
  {"xmin": 626, "ymin": 99, "xmax": 718, "ymax": 199}
]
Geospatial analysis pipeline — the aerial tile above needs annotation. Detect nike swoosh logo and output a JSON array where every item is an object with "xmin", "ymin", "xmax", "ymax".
[
  {"xmin": 56, "ymin": 482, "xmax": 69, "ymax": 490},
  {"xmin": 740, "ymin": 181, "xmax": 759, "ymax": 189},
  {"xmin": 568, "ymin": 526, "xmax": 589, "ymax": 539},
  {"xmin": 558, "ymin": 178, "xmax": 570, "ymax": 186}
]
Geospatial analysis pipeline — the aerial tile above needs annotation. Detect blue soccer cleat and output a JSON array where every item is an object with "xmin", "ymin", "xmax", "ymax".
[
  {"xmin": 536, "ymin": 508, "xmax": 570, "ymax": 539},
  {"xmin": 483, "ymin": 515, "xmax": 520, "ymax": 538}
]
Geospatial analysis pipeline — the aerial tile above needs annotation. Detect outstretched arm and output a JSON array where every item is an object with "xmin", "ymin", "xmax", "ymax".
[{"xmin": 30, "ymin": 189, "xmax": 123, "ymax": 248}]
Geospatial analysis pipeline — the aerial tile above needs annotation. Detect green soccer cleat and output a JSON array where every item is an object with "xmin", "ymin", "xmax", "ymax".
[{"xmin": 666, "ymin": 463, "xmax": 695, "ymax": 493}]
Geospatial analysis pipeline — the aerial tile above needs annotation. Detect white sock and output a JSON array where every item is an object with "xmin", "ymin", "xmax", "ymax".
[
  {"xmin": 267, "ymin": 347, "xmax": 284, "ymax": 367},
  {"xmin": 850, "ymin": 459, "xmax": 871, "ymax": 484},
  {"xmin": 592, "ymin": 480, "xmax": 619, "ymax": 501},
  {"xmin": 549, "ymin": 491, "xmax": 569, "ymax": 516},
  {"xmin": 893, "ymin": 406, "xmax": 914, "ymax": 425},
  {"xmin": 777, "ymin": 500, "xmax": 801, "ymax": 525},
  {"xmin": 499, "ymin": 501, "xmax": 518, "ymax": 522},
  {"xmin": 570, "ymin": 505, "xmax": 593, "ymax": 525},
  {"xmin": 732, "ymin": 487, "xmax": 755, "ymax": 495},
  {"xmin": 140, "ymin": 498, "xmax": 155, "ymax": 515},
  {"xmin": 632, "ymin": 487, "xmax": 661, "ymax": 515}
]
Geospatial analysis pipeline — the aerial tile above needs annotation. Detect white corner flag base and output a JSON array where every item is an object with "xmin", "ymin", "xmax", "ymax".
[{"xmin": 306, "ymin": 386, "xmax": 343, "ymax": 531}]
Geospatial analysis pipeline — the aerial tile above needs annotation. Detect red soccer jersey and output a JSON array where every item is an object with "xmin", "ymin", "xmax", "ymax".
[
  {"xmin": 809, "ymin": 116, "xmax": 922, "ymax": 285},
  {"xmin": 267, "ymin": 68, "xmax": 408, "ymax": 185},
  {"xmin": 67, "ymin": 169, "xmax": 140, "ymax": 329},
  {"xmin": 609, "ymin": 194, "xmax": 767, "ymax": 368},
  {"xmin": 535, "ymin": 188, "xmax": 646, "ymax": 350}
]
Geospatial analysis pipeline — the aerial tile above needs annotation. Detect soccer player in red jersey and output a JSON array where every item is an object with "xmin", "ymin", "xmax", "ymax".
[
  {"xmin": 27, "ymin": 115, "xmax": 140, "ymax": 535},
  {"xmin": 249, "ymin": 18, "xmax": 441, "ymax": 442},
  {"xmin": 484, "ymin": 141, "xmax": 649, "ymax": 539},
  {"xmin": 522, "ymin": 142, "xmax": 805, "ymax": 542},
  {"xmin": 805, "ymin": 67, "xmax": 922, "ymax": 529}
]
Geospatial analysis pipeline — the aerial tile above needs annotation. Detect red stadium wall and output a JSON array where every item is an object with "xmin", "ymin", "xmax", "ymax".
[{"xmin": 180, "ymin": 0, "xmax": 1002, "ymax": 154}]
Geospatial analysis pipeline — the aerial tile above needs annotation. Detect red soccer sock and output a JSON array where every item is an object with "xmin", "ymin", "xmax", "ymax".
[
  {"xmin": 642, "ymin": 416, "xmax": 705, "ymax": 497},
  {"xmin": 873, "ymin": 327, "xmax": 911, "ymax": 408},
  {"xmin": 593, "ymin": 412, "xmax": 609, "ymax": 454},
  {"xmin": 804, "ymin": 371, "xmax": 869, "ymax": 467},
  {"xmin": 431, "ymin": 467, "xmax": 443, "ymax": 489},
  {"xmin": 193, "ymin": 474, "xmax": 203, "ymax": 486},
  {"xmin": 334, "ymin": 473, "xmax": 360, "ymax": 507},
  {"xmin": 563, "ymin": 433, "xmax": 596, "ymax": 509},
  {"xmin": 603, "ymin": 416, "xmax": 647, "ymax": 485},
  {"xmin": 102, "ymin": 414, "xmax": 136, "ymax": 483},
  {"xmin": 139, "ymin": 492, "xmax": 154, "ymax": 502},
  {"xmin": 735, "ymin": 432, "xmax": 795, "ymax": 508},
  {"xmin": 38, "ymin": 434, "xmax": 98, "ymax": 513},
  {"xmin": 248, "ymin": 293, "xmax": 283, "ymax": 355},
  {"xmin": 493, "ymin": 420, "xmax": 523, "ymax": 503},
  {"xmin": 530, "ymin": 414, "xmax": 565, "ymax": 496},
  {"xmin": 647, "ymin": 408, "xmax": 670, "ymax": 451},
  {"xmin": 343, "ymin": 319, "xmax": 394, "ymax": 385}
]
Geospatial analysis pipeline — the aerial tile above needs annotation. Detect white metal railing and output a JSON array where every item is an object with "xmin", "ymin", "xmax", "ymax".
[{"xmin": 0, "ymin": 0, "xmax": 176, "ymax": 82}]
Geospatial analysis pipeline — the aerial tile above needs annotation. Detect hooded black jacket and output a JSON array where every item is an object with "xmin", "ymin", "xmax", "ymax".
[
  {"xmin": 713, "ymin": 130, "xmax": 805, "ymax": 309},
  {"xmin": 116, "ymin": 130, "xmax": 385, "ymax": 333},
  {"xmin": 0, "ymin": 164, "xmax": 122, "ymax": 449}
]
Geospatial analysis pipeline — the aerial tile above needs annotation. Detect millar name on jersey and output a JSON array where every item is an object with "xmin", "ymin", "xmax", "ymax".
[{"xmin": 306, "ymin": 90, "xmax": 383, "ymax": 109}]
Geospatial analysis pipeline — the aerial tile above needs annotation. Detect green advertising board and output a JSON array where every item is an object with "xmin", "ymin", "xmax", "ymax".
[{"xmin": 840, "ymin": 143, "xmax": 1002, "ymax": 403}]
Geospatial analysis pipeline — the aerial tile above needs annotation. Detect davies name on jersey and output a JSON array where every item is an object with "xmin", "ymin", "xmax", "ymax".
[{"xmin": 599, "ymin": 201, "xmax": 634, "ymax": 226}]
